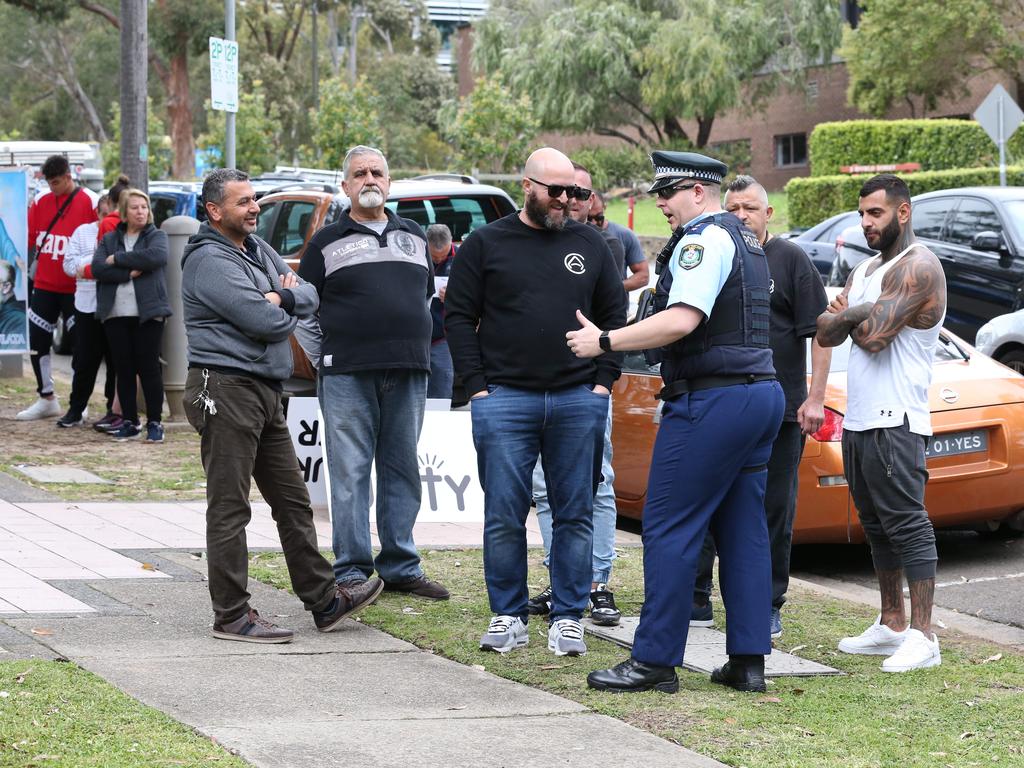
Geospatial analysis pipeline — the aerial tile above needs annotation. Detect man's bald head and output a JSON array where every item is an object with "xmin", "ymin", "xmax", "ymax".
[{"xmin": 524, "ymin": 147, "xmax": 574, "ymax": 184}]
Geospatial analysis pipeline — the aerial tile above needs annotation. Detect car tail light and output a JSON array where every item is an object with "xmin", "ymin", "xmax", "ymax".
[{"xmin": 811, "ymin": 407, "xmax": 844, "ymax": 442}]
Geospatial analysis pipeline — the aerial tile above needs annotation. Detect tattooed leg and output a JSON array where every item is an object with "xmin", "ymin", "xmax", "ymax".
[
  {"xmin": 877, "ymin": 568, "xmax": 907, "ymax": 632},
  {"xmin": 908, "ymin": 578, "xmax": 934, "ymax": 635}
]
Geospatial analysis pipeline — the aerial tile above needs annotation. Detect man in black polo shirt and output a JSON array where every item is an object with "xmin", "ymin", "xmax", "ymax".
[
  {"xmin": 298, "ymin": 146, "xmax": 449, "ymax": 601},
  {"xmin": 446, "ymin": 147, "xmax": 626, "ymax": 656},
  {"xmin": 691, "ymin": 175, "xmax": 831, "ymax": 638}
]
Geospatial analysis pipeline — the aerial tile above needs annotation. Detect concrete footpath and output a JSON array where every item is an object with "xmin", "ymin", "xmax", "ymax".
[{"xmin": 0, "ymin": 486, "xmax": 721, "ymax": 768}]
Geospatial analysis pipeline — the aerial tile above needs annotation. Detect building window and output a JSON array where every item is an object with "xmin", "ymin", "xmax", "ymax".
[{"xmin": 775, "ymin": 134, "xmax": 808, "ymax": 168}]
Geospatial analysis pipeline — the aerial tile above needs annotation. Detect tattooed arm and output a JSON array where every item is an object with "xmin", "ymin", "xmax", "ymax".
[
  {"xmin": 850, "ymin": 249, "xmax": 945, "ymax": 353},
  {"xmin": 815, "ymin": 270, "xmax": 873, "ymax": 348}
]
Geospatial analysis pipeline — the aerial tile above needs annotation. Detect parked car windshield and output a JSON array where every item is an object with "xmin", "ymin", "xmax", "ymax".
[
  {"xmin": 385, "ymin": 195, "xmax": 502, "ymax": 241},
  {"xmin": 999, "ymin": 200, "xmax": 1024, "ymax": 245}
]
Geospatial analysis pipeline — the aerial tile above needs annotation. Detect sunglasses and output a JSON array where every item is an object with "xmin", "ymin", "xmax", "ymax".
[
  {"xmin": 655, "ymin": 182, "xmax": 698, "ymax": 200},
  {"xmin": 587, "ymin": 214, "xmax": 605, "ymax": 225},
  {"xmin": 528, "ymin": 177, "xmax": 593, "ymax": 201}
]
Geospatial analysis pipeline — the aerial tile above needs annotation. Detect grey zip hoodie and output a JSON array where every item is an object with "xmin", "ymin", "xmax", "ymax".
[{"xmin": 181, "ymin": 223, "xmax": 318, "ymax": 382}]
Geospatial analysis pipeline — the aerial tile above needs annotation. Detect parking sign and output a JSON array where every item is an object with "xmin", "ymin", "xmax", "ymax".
[{"xmin": 209, "ymin": 37, "xmax": 239, "ymax": 113}]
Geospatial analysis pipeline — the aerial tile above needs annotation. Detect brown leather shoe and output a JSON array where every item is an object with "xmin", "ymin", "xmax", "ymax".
[
  {"xmin": 383, "ymin": 574, "xmax": 450, "ymax": 601},
  {"xmin": 212, "ymin": 609, "xmax": 294, "ymax": 644},
  {"xmin": 314, "ymin": 577, "xmax": 385, "ymax": 632}
]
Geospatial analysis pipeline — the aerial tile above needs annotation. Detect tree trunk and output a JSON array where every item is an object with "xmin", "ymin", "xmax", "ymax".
[
  {"xmin": 662, "ymin": 116, "xmax": 691, "ymax": 147},
  {"xmin": 695, "ymin": 116, "xmax": 714, "ymax": 149},
  {"xmin": 120, "ymin": 0, "xmax": 148, "ymax": 190},
  {"xmin": 166, "ymin": 46, "xmax": 195, "ymax": 179},
  {"xmin": 327, "ymin": 7, "xmax": 340, "ymax": 76}
]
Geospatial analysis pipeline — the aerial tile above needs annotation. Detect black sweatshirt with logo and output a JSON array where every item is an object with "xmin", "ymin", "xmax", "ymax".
[{"xmin": 445, "ymin": 213, "xmax": 627, "ymax": 395}]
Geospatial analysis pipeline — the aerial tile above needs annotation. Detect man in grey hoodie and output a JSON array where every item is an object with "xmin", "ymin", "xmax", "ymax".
[{"xmin": 181, "ymin": 168, "xmax": 383, "ymax": 643}]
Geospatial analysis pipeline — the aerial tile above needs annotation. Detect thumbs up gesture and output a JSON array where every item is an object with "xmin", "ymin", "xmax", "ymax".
[{"xmin": 566, "ymin": 309, "xmax": 603, "ymax": 358}]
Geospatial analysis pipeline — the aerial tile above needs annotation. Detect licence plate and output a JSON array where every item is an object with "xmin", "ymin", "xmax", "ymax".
[{"xmin": 925, "ymin": 429, "xmax": 988, "ymax": 458}]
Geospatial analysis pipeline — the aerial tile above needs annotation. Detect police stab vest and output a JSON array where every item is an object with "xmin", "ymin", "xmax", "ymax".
[{"xmin": 653, "ymin": 212, "xmax": 775, "ymax": 383}]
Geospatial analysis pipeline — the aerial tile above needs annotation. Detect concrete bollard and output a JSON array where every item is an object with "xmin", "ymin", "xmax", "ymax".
[{"xmin": 161, "ymin": 215, "xmax": 200, "ymax": 423}]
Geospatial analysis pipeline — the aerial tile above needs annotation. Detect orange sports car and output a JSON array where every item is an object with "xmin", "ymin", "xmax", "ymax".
[{"xmin": 610, "ymin": 330, "xmax": 1024, "ymax": 542}]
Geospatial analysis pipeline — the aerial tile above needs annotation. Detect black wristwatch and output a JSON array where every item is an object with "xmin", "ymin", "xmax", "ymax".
[{"xmin": 599, "ymin": 330, "xmax": 612, "ymax": 353}]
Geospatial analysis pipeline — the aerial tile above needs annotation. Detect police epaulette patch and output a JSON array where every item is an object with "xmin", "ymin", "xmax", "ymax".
[{"xmin": 678, "ymin": 243, "xmax": 704, "ymax": 269}]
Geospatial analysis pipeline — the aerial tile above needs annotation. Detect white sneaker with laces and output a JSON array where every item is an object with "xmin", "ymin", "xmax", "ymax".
[
  {"xmin": 838, "ymin": 615, "xmax": 908, "ymax": 655},
  {"xmin": 479, "ymin": 615, "xmax": 529, "ymax": 653},
  {"xmin": 882, "ymin": 628, "xmax": 941, "ymax": 672},
  {"xmin": 17, "ymin": 397, "xmax": 62, "ymax": 421},
  {"xmin": 548, "ymin": 618, "xmax": 587, "ymax": 656}
]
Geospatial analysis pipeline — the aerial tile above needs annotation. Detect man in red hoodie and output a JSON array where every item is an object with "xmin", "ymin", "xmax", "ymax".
[{"xmin": 17, "ymin": 155, "xmax": 98, "ymax": 421}]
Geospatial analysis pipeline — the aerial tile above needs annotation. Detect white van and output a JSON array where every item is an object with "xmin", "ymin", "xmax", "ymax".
[{"xmin": 0, "ymin": 140, "xmax": 105, "ymax": 192}]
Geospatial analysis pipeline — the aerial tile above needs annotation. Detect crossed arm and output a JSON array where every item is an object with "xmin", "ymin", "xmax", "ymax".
[{"xmin": 816, "ymin": 249, "xmax": 945, "ymax": 353}]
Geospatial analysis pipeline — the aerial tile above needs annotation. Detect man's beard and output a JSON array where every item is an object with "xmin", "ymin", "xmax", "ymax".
[
  {"xmin": 524, "ymin": 189, "xmax": 567, "ymax": 231},
  {"xmin": 870, "ymin": 214, "xmax": 902, "ymax": 252},
  {"xmin": 358, "ymin": 187, "xmax": 385, "ymax": 208}
]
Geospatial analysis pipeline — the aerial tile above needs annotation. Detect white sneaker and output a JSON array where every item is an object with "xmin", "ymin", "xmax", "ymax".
[
  {"xmin": 548, "ymin": 618, "xmax": 587, "ymax": 657},
  {"xmin": 838, "ymin": 615, "xmax": 908, "ymax": 655},
  {"xmin": 479, "ymin": 615, "xmax": 529, "ymax": 653},
  {"xmin": 16, "ymin": 397, "xmax": 62, "ymax": 421},
  {"xmin": 882, "ymin": 628, "xmax": 941, "ymax": 672}
]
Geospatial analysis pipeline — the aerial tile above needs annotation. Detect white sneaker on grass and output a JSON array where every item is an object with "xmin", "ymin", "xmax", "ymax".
[
  {"xmin": 548, "ymin": 618, "xmax": 587, "ymax": 657},
  {"xmin": 838, "ymin": 615, "xmax": 908, "ymax": 656},
  {"xmin": 479, "ymin": 615, "xmax": 529, "ymax": 653},
  {"xmin": 17, "ymin": 396, "xmax": 62, "ymax": 421},
  {"xmin": 882, "ymin": 628, "xmax": 941, "ymax": 672}
]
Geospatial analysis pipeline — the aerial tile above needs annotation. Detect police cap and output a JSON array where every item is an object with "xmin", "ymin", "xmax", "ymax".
[{"xmin": 648, "ymin": 150, "xmax": 728, "ymax": 194}]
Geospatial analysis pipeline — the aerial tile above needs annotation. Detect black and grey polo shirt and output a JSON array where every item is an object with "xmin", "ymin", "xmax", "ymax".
[{"xmin": 298, "ymin": 208, "xmax": 434, "ymax": 374}]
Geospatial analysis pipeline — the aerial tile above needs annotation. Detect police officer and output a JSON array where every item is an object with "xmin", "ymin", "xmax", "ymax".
[{"xmin": 567, "ymin": 151, "xmax": 784, "ymax": 693}]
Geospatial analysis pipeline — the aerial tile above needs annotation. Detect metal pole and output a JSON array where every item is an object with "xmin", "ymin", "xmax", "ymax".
[
  {"xmin": 999, "ymin": 93, "xmax": 1007, "ymax": 187},
  {"xmin": 225, "ymin": 0, "xmax": 236, "ymax": 169}
]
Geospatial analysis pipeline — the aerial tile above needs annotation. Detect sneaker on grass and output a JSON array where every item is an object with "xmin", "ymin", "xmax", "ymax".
[
  {"xmin": 17, "ymin": 397, "xmax": 62, "ymax": 421},
  {"xmin": 479, "ymin": 615, "xmax": 529, "ymax": 653},
  {"xmin": 110, "ymin": 421, "xmax": 141, "ymax": 441},
  {"xmin": 589, "ymin": 584, "xmax": 621, "ymax": 626},
  {"xmin": 838, "ymin": 615, "xmax": 908, "ymax": 656},
  {"xmin": 881, "ymin": 628, "xmax": 941, "ymax": 672},
  {"xmin": 144, "ymin": 421, "xmax": 165, "ymax": 443},
  {"xmin": 313, "ymin": 578, "xmax": 384, "ymax": 632},
  {"xmin": 56, "ymin": 407, "xmax": 87, "ymax": 428},
  {"xmin": 527, "ymin": 585, "xmax": 552, "ymax": 615},
  {"xmin": 548, "ymin": 618, "xmax": 587, "ymax": 657}
]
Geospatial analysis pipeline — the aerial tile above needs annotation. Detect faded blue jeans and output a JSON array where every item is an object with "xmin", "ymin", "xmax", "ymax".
[
  {"xmin": 471, "ymin": 384, "xmax": 608, "ymax": 622},
  {"xmin": 318, "ymin": 370, "xmax": 427, "ymax": 584},
  {"xmin": 533, "ymin": 399, "xmax": 616, "ymax": 584}
]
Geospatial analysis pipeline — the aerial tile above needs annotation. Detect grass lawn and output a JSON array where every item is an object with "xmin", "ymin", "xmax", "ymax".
[
  {"xmin": 252, "ymin": 548, "xmax": 1024, "ymax": 768},
  {"xmin": 606, "ymin": 192, "xmax": 790, "ymax": 238},
  {"xmin": 0, "ymin": 660, "xmax": 249, "ymax": 767}
]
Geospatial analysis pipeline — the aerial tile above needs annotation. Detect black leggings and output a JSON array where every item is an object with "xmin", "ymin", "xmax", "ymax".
[
  {"xmin": 28, "ymin": 288, "xmax": 75, "ymax": 396},
  {"xmin": 69, "ymin": 310, "xmax": 115, "ymax": 416},
  {"xmin": 103, "ymin": 316, "xmax": 165, "ymax": 424}
]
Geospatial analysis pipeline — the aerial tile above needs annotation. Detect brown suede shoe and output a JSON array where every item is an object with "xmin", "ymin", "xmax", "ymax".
[
  {"xmin": 212, "ymin": 609, "xmax": 294, "ymax": 644},
  {"xmin": 314, "ymin": 577, "xmax": 385, "ymax": 632},
  {"xmin": 383, "ymin": 574, "xmax": 450, "ymax": 601}
]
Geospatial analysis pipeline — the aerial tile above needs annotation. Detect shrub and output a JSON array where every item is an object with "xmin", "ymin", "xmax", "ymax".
[
  {"xmin": 786, "ymin": 165, "xmax": 1024, "ymax": 229},
  {"xmin": 807, "ymin": 119, "xmax": 1024, "ymax": 177}
]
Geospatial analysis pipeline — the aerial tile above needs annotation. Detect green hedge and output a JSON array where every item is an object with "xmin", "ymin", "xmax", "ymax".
[
  {"xmin": 809, "ymin": 119, "xmax": 1024, "ymax": 177},
  {"xmin": 786, "ymin": 165, "xmax": 1024, "ymax": 229}
]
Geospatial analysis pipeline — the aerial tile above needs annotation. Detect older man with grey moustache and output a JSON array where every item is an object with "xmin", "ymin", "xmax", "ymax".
[{"xmin": 298, "ymin": 146, "xmax": 449, "ymax": 602}]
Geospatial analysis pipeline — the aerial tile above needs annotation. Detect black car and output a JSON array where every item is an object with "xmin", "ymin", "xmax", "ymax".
[
  {"xmin": 910, "ymin": 187, "xmax": 1024, "ymax": 343},
  {"xmin": 789, "ymin": 210, "xmax": 861, "ymax": 281}
]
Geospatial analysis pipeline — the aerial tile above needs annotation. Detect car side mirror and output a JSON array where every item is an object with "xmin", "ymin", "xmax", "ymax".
[{"xmin": 972, "ymin": 230, "xmax": 1004, "ymax": 252}]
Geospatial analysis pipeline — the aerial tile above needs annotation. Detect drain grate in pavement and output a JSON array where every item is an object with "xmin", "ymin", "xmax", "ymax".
[
  {"xmin": 583, "ymin": 617, "xmax": 842, "ymax": 677},
  {"xmin": 13, "ymin": 465, "xmax": 112, "ymax": 484}
]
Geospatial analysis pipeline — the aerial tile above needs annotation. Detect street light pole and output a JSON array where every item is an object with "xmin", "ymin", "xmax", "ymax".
[{"xmin": 225, "ymin": 0, "xmax": 236, "ymax": 169}]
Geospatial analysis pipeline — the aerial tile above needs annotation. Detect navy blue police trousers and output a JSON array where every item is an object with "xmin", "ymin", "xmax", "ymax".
[{"xmin": 631, "ymin": 379, "xmax": 784, "ymax": 668}]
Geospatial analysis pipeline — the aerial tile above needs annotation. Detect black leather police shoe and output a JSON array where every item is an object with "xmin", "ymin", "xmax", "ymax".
[
  {"xmin": 587, "ymin": 657, "xmax": 679, "ymax": 694},
  {"xmin": 710, "ymin": 655, "xmax": 767, "ymax": 692}
]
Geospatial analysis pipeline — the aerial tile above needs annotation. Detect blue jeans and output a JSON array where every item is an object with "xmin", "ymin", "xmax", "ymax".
[
  {"xmin": 427, "ymin": 339, "xmax": 454, "ymax": 399},
  {"xmin": 318, "ymin": 370, "xmax": 427, "ymax": 584},
  {"xmin": 471, "ymin": 385, "xmax": 608, "ymax": 622},
  {"xmin": 534, "ymin": 399, "xmax": 616, "ymax": 584}
]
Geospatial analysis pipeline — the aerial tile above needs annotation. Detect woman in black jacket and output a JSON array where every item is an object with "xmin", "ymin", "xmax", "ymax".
[{"xmin": 92, "ymin": 188, "xmax": 172, "ymax": 442}]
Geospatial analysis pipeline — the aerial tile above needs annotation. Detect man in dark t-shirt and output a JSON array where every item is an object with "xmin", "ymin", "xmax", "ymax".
[{"xmin": 692, "ymin": 175, "xmax": 831, "ymax": 639}]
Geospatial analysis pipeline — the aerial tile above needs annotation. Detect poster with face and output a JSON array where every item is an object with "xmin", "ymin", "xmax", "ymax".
[{"xmin": 0, "ymin": 168, "xmax": 29, "ymax": 354}]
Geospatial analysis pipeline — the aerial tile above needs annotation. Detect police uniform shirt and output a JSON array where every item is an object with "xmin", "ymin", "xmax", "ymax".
[{"xmin": 665, "ymin": 213, "xmax": 736, "ymax": 318}]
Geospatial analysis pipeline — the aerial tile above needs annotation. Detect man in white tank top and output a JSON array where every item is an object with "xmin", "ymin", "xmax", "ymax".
[{"xmin": 816, "ymin": 174, "xmax": 947, "ymax": 673}]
